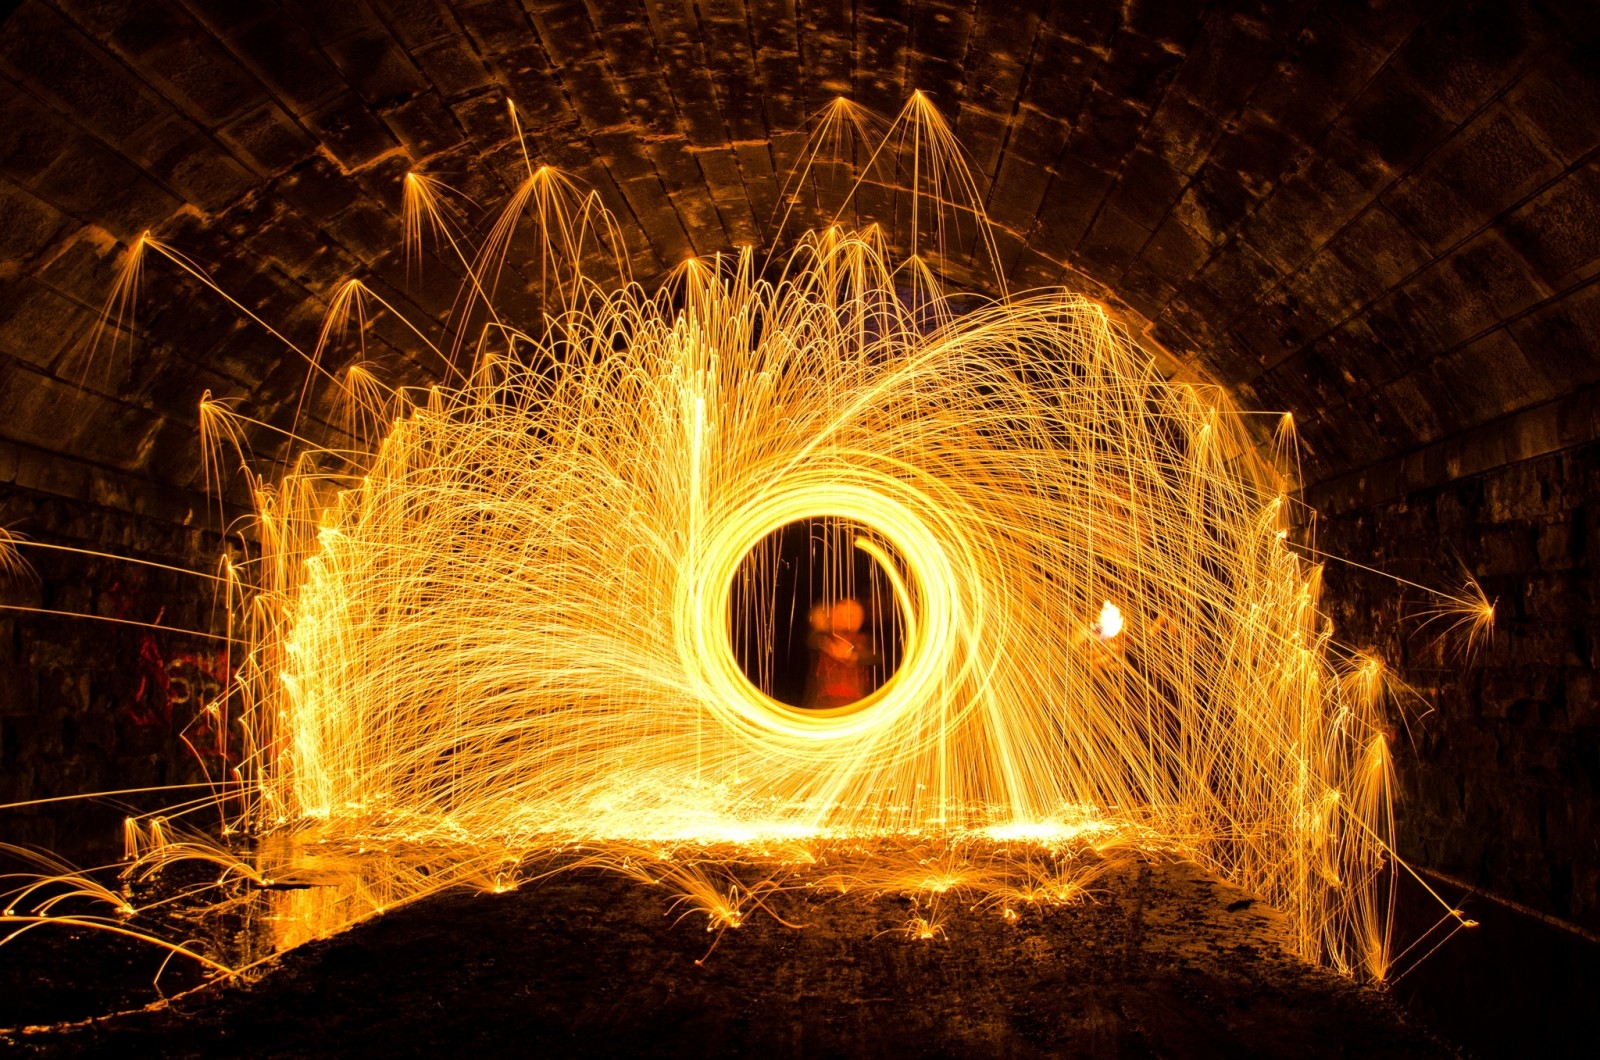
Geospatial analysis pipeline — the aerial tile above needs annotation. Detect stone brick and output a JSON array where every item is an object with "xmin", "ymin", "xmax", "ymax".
[
  {"xmin": 1018, "ymin": 28, "xmax": 1098, "ymax": 119},
  {"xmin": 0, "ymin": 279, "xmax": 96, "ymax": 370},
  {"xmin": 274, "ymin": 154, "xmax": 365, "ymax": 222},
  {"xmin": 853, "ymin": 12, "xmax": 910, "ymax": 114},
  {"xmin": 1062, "ymin": 90, "xmax": 1147, "ymax": 173},
  {"xmin": 217, "ymin": 103, "xmax": 319, "ymax": 177},
  {"xmin": 1194, "ymin": 237, "xmax": 1278, "ymax": 317},
  {"xmin": 1245, "ymin": 10, "xmax": 1387, "ymax": 144},
  {"xmin": 1508, "ymin": 282, "xmax": 1600, "ymax": 392},
  {"xmin": 0, "ymin": 3, "xmax": 168, "ymax": 141},
  {"xmin": 380, "ymin": 90, "xmax": 464, "ymax": 159},
  {"xmin": 129, "ymin": 119, "xmax": 255, "ymax": 213},
  {"xmin": 305, "ymin": 92, "xmax": 402, "ymax": 172},
  {"xmin": 109, "ymin": 18, "xmax": 270, "ymax": 129},
  {"xmin": 374, "ymin": 0, "xmax": 456, "ymax": 52},
  {"xmin": 219, "ymin": 12, "xmax": 349, "ymax": 111},
  {"xmin": 1500, "ymin": 162, "xmax": 1600, "ymax": 291},
  {"xmin": 0, "ymin": 181, "xmax": 70, "ymax": 269},
  {"xmin": 1338, "ymin": 66, "xmax": 1454, "ymax": 174},
  {"xmin": 1105, "ymin": 149, "xmax": 1184, "ymax": 232},
  {"xmin": 1430, "ymin": 330, "xmax": 1554, "ymax": 427},
  {"xmin": 411, "ymin": 36, "xmax": 495, "ymax": 99},
  {"xmin": 1025, "ymin": 158, "xmax": 1114, "ymax": 264},
  {"xmin": 0, "ymin": 82, "xmax": 77, "ymax": 186},
  {"xmin": 1393, "ymin": 0, "xmax": 1561, "ymax": 123},
  {"xmin": 1506, "ymin": 25, "xmax": 1600, "ymax": 165},
  {"xmin": 33, "ymin": 134, "xmax": 182, "ymax": 239},
  {"xmin": 1386, "ymin": 105, "xmax": 1565, "ymax": 251},
  {"xmin": 1168, "ymin": 13, "xmax": 1282, "ymax": 116},
  {"xmin": 324, "ymin": 31, "xmax": 431, "ymax": 106}
]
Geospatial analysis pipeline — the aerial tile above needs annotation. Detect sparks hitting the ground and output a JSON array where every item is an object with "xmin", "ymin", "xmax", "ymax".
[{"xmin": 4, "ymin": 96, "xmax": 1482, "ymax": 1005}]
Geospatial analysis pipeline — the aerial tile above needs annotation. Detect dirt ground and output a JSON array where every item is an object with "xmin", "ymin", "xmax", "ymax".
[{"xmin": 1, "ymin": 858, "xmax": 1450, "ymax": 1058}]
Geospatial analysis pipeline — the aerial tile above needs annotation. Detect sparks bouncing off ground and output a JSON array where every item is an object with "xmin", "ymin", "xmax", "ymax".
[{"xmin": 2, "ymin": 96, "xmax": 1488, "ymax": 1009}]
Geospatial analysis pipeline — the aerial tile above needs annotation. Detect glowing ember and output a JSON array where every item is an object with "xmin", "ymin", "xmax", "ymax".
[
  {"xmin": 1091, "ymin": 601, "xmax": 1124, "ymax": 641},
  {"xmin": 2, "ymin": 95, "xmax": 1485, "ymax": 996}
]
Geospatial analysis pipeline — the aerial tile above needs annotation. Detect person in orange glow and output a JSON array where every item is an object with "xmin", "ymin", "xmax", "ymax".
[{"xmin": 801, "ymin": 597, "xmax": 878, "ymax": 708}]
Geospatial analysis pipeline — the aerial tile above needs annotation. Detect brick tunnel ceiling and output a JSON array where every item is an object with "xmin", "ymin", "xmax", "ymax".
[{"xmin": 2, "ymin": 0, "xmax": 1599, "ymax": 525}]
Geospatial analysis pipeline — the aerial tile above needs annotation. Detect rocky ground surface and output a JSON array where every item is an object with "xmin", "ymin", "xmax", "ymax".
[{"xmin": 1, "ymin": 857, "xmax": 1451, "ymax": 1058}]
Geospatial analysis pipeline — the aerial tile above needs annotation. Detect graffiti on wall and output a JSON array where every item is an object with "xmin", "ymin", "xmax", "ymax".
[
  {"xmin": 102, "ymin": 576, "xmax": 240, "ymax": 770},
  {"xmin": 121, "ymin": 632, "xmax": 240, "ymax": 768}
]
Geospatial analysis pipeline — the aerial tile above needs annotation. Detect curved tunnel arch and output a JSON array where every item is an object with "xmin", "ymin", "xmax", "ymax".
[{"xmin": 1, "ymin": 0, "xmax": 1598, "ymax": 1030}]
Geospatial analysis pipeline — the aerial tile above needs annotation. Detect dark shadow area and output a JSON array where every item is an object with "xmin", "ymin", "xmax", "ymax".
[
  {"xmin": 5, "ymin": 859, "xmax": 1447, "ymax": 1058},
  {"xmin": 1390, "ymin": 868, "xmax": 1599, "ymax": 1058}
]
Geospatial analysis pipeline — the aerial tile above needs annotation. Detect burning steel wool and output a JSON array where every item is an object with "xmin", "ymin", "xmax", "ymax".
[{"xmin": 3, "ymin": 96, "xmax": 1490, "ymax": 1004}]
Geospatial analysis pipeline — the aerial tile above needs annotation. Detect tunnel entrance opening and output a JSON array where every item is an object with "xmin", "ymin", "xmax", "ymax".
[{"xmin": 729, "ymin": 516, "xmax": 907, "ymax": 709}]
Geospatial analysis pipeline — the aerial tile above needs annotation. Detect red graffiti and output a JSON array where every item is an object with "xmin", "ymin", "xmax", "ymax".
[
  {"xmin": 123, "ymin": 633, "xmax": 173, "ymax": 728},
  {"xmin": 119, "ymin": 632, "xmax": 239, "ymax": 765}
]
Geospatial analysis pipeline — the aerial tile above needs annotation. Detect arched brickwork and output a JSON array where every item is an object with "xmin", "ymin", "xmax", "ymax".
[{"xmin": 1, "ymin": 0, "xmax": 1598, "ymax": 960}]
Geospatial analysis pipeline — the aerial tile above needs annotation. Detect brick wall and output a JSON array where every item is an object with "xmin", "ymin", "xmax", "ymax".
[
  {"xmin": 1316, "ymin": 441, "xmax": 1600, "ymax": 932},
  {"xmin": 3, "ymin": 0, "xmax": 1600, "ymax": 927},
  {"xmin": 0, "ymin": 479, "xmax": 230, "ymax": 863}
]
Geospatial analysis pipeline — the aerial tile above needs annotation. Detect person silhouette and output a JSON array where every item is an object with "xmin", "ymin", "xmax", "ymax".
[{"xmin": 801, "ymin": 597, "xmax": 877, "ymax": 709}]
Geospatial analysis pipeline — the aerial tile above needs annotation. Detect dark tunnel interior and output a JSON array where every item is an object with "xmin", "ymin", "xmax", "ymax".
[{"xmin": 1, "ymin": 0, "xmax": 1598, "ymax": 1055}]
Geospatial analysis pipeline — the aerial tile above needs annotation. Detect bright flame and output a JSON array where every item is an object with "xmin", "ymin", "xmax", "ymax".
[
  {"xmin": 1092, "ymin": 601, "xmax": 1124, "ymax": 640},
  {"xmin": 1, "ymin": 95, "xmax": 1423, "ymax": 989}
]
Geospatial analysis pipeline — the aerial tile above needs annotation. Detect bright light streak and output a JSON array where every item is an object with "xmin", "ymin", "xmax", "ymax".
[
  {"xmin": 1092, "ymin": 601, "xmax": 1123, "ymax": 641},
  {"xmin": 0, "ymin": 94, "xmax": 1438, "ymax": 992}
]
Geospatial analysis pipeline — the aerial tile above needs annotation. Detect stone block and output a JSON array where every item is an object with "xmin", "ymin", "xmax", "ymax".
[
  {"xmin": 1194, "ymin": 237, "xmax": 1278, "ymax": 315},
  {"xmin": 1430, "ymin": 330, "xmax": 1554, "ymax": 428},
  {"xmin": 1025, "ymin": 159, "xmax": 1112, "ymax": 263},
  {"xmin": 278, "ymin": 0, "xmax": 380, "ymax": 43},
  {"xmin": 1166, "ymin": 162, "xmax": 1254, "ymax": 249},
  {"xmin": 222, "ymin": 14, "xmax": 347, "ymax": 111},
  {"xmin": 411, "ymin": 37, "xmax": 495, "ymax": 100},
  {"xmin": 217, "ymin": 103, "xmax": 318, "ymax": 178},
  {"xmin": 274, "ymin": 155, "xmax": 364, "ymax": 221},
  {"xmin": 0, "ymin": 3, "xmax": 168, "ymax": 141},
  {"xmin": 1387, "ymin": 105, "xmax": 1563, "ymax": 252},
  {"xmin": 0, "ymin": 83, "xmax": 77, "ymax": 186},
  {"xmin": 1134, "ymin": 95, "xmax": 1214, "ymax": 186},
  {"xmin": 376, "ymin": 0, "xmax": 455, "ymax": 51},
  {"xmin": 1018, "ymin": 28, "xmax": 1097, "ymax": 119},
  {"xmin": 1074, "ymin": 203, "xmax": 1148, "ymax": 280},
  {"xmin": 1500, "ymin": 162, "xmax": 1600, "ymax": 291},
  {"xmin": 305, "ymin": 92, "xmax": 401, "ymax": 172},
  {"xmin": 1280, "ymin": 246, "xmax": 1373, "ymax": 326},
  {"xmin": 1567, "ymin": 669, "xmax": 1600, "ymax": 727},
  {"xmin": 1245, "ymin": 10, "xmax": 1385, "ymax": 144},
  {"xmin": 984, "ymin": 152, "xmax": 1053, "ymax": 235},
  {"xmin": 0, "ymin": 183, "xmax": 70, "ymax": 271},
  {"xmin": 41, "ymin": 139, "xmax": 181, "ymax": 240},
  {"xmin": 1168, "ymin": 15, "xmax": 1279, "ymax": 116},
  {"xmin": 1506, "ymin": 25, "xmax": 1600, "ymax": 165},
  {"xmin": 1063, "ymin": 91, "xmax": 1146, "ymax": 172},
  {"xmin": 1393, "ymin": 0, "xmax": 1559, "ymax": 123},
  {"xmin": 1136, "ymin": 216, "xmax": 1209, "ymax": 291},
  {"xmin": 1339, "ymin": 66, "xmax": 1453, "ymax": 174},
  {"xmin": 558, "ymin": 60, "xmax": 632, "ymax": 131},
  {"xmin": 1474, "ymin": 524, "xmax": 1539, "ymax": 578},
  {"xmin": 325, "ymin": 32, "xmax": 430, "ymax": 107},
  {"xmin": 957, "ymin": 6, "xmax": 1036, "ymax": 116},
  {"xmin": 142, "ymin": 125, "xmax": 257, "ymax": 214},
  {"xmin": 1107, "ymin": 149, "xmax": 1183, "ymax": 232},
  {"xmin": 1323, "ymin": 206, "xmax": 1428, "ymax": 299},
  {"xmin": 112, "ymin": 32, "xmax": 261, "ymax": 130}
]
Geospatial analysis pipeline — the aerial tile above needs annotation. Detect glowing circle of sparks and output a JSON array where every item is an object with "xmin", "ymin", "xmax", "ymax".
[
  {"xmin": 0, "ymin": 95, "xmax": 1488, "ymax": 991},
  {"xmin": 688, "ymin": 486, "xmax": 946, "ymax": 743}
]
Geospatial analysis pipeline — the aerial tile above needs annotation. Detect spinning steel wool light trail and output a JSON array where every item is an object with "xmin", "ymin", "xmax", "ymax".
[{"xmin": 4, "ymin": 95, "xmax": 1484, "ymax": 997}]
